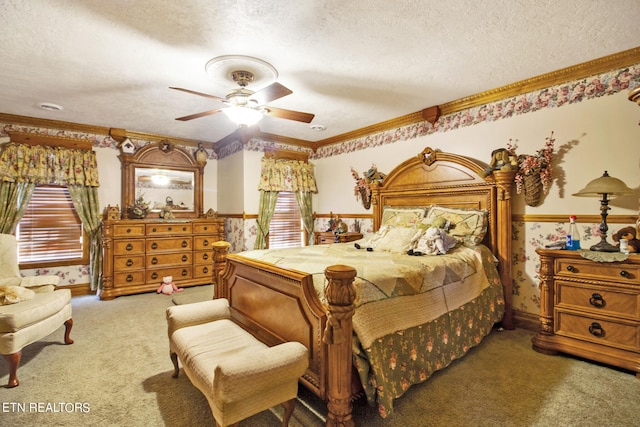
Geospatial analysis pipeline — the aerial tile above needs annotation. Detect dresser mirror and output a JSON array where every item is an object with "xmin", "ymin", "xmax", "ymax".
[{"xmin": 120, "ymin": 141, "xmax": 205, "ymax": 219}]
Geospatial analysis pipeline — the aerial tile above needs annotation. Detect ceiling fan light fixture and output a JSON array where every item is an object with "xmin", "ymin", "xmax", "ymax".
[{"xmin": 222, "ymin": 106, "xmax": 263, "ymax": 127}]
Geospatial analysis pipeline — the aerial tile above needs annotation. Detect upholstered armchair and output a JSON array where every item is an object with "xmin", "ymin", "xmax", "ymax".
[{"xmin": 0, "ymin": 234, "xmax": 73, "ymax": 387}]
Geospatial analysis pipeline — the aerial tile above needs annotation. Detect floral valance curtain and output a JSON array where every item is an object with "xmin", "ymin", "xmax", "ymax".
[
  {"xmin": 257, "ymin": 157, "xmax": 318, "ymax": 193},
  {"xmin": 0, "ymin": 143, "xmax": 100, "ymax": 186}
]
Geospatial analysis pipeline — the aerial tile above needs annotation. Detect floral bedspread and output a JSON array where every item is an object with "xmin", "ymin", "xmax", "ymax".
[{"xmin": 239, "ymin": 243, "xmax": 505, "ymax": 417}]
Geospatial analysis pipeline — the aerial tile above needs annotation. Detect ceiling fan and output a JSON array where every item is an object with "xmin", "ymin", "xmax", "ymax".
[{"xmin": 170, "ymin": 70, "xmax": 315, "ymax": 126}]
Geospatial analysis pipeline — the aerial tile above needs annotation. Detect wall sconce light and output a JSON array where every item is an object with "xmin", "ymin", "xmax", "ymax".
[{"xmin": 573, "ymin": 171, "xmax": 635, "ymax": 252}]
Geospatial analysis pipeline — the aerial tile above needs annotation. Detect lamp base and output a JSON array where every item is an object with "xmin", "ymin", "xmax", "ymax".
[{"xmin": 589, "ymin": 240, "xmax": 619, "ymax": 253}]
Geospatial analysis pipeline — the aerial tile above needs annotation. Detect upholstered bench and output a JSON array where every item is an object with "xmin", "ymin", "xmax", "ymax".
[{"xmin": 166, "ymin": 298, "xmax": 309, "ymax": 427}]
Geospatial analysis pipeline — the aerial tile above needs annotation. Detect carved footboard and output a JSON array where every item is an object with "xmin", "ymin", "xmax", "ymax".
[{"xmin": 213, "ymin": 241, "xmax": 357, "ymax": 426}]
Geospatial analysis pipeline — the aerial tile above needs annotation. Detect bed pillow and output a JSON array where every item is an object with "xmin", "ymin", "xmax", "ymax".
[
  {"xmin": 380, "ymin": 207, "xmax": 426, "ymax": 228},
  {"xmin": 374, "ymin": 227, "xmax": 424, "ymax": 253},
  {"xmin": 423, "ymin": 206, "xmax": 488, "ymax": 245}
]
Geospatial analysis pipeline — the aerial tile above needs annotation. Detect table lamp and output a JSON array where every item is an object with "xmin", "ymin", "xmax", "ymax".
[{"xmin": 573, "ymin": 171, "xmax": 635, "ymax": 252}]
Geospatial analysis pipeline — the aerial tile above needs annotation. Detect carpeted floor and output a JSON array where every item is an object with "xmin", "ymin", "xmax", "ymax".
[{"xmin": 1, "ymin": 285, "xmax": 639, "ymax": 426}]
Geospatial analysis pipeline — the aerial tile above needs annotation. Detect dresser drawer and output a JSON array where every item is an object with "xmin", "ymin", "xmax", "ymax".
[
  {"xmin": 146, "ymin": 266, "xmax": 192, "ymax": 283},
  {"xmin": 194, "ymin": 236, "xmax": 217, "ymax": 250},
  {"xmin": 146, "ymin": 223, "xmax": 192, "ymax": 236},
  {"xmin": 193, "ymin": 250, "xmax": 213, "ymax": 264},
  {"xmin": 555, "ymin": 258, "xmax": 640, "ymax": 284},
  {"xmin": 113, "ymin": 255, "xmax": 145, "ymax": 270},
  {"xmin": 113, "ymin": 224, "xmax": 145, "ymax": 237},
  {"xmin": 556, "ymin": 280, "xmax": 640, "ymax": 319},
  {"xmin": 146, "ymin": 237, "xmax": 192, "ymax": 253},
  {"xmin": 193, "ymin": 263, "xmax": 213, "ymax": 279},
  {"xmin": 114, "ymin": 270, "xmax": 145, "ymax": 287},
  {"xmin": 556, "ymin": 310, "xmax": 640, "ymax": 352},
  {"xmin": 146, "ymin": 252, "xmax": 191, "ymax": 268},
  {"xmin": 113, "ymin": 239, "xmax": 145, "ymax": 255},
  {"xmin": 193, "ymin": 222, "xmax": 222, "ymax": 234}
]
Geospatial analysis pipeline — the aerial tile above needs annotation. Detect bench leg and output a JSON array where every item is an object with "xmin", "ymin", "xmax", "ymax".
[
  {"xmin": 170, "ymin": 352, "xmax": 179, "ymax": 378},
  {"xmin": 64, "ymin": 318, "xmax": 74, "ymax": 345},
  {"xmin": 281, "ymin": 398, "xmax": 296, "ymax": 427},
  {"xmin": 3, "ymin": 351, "xmax": 21, "ymax": 388}
]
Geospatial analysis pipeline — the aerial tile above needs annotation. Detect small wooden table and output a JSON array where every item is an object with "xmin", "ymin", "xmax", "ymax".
[{"xmin": 314, "ymin": 231, "xmax": 363, "ymax": 245}]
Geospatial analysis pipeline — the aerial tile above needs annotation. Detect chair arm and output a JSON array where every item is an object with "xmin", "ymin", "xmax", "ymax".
[
  {"xmin": 166, "ymin": 298, "xmax": 230, "ymax": 337},
  {"xmin": 20, "ymin": 275, "xmax": 60, "ymax": 288},
  {"xmin": 213, "ymin": 342, "xmax": 309, "ymax": 403}
]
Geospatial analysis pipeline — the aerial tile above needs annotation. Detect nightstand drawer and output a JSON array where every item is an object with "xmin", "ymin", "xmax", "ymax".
[
  {"xmin": 556, "ymin": 310, "xmax": 639, "ymax": 352},
  {"xmin": 556, "ymin": 258, "xmax": 640, "ymax": 284},
  {"xmin": 556, "ymin": 280, "xmax": 640, "ymax": 319}
]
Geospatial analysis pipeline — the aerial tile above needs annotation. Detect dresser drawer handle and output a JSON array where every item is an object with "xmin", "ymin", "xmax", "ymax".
[
  {"xmin": 168, "ymin": 226, "xmax": 172, "ymax": 231},
  {"xmin": 152, "ymin": 227, "xmax": 157, "ymax": 232},
  {"xmin": 126, "ymin": 259, "xmax": 134, "ymax": 267},
  {"xmin": 620, "ymin": 270, "xmax": 629, "ymax": 278},
  {"xmin": 126, "ymin": 274, "xmax": 134, "ymax": 282},
  {"xmin": 151, "ymin": 272, "xmax": 158, "ymax": 280},
  {"xmin": 151, "ymin": 242, "xmax": 158, "ymax": 250},
  {"xmin": 181, "ymin": 269, "xmax": 188, "ymax": 277},
  {"xmin": 203, "ymin": 226, "xmax": 208, "ymax": 231},
  {"xmin": 566, "ymin": 265, "xmax": 575, "ymax": 272},
  {"xmin": 182, "ymin": 255, "xmax": 188, "ymax": 262},
  {"xmin": 588, "ymin": 322, "xmax": 604, "ymax": 337},
  {"xmin": 126, "ymin": 228, "xmax": 132, "ymax": 233},
  {"xmin": 181, "ymin": 240, "xmax": 188, "ymax": 248},
  {"xmin": 151, "ymin": 257, "xmax": 158, "ymax": 265},
  {"xmin": 182, "ymin": 226, "xmax": 187, "ymax": 231},
  {"xmin": 202, "ymin": 253, "xmax": 209, "ymax": 260},
  {"xmin": 203, "ymin": 267, "xmax": 209, "ymax": 274},
  {"xmin": 203, "ymin": 239, "xmax": 209, "ymax": 247},
  {"xmin": 126, "ymin": 243, "xmax": 133, "ymax": 251},
  {"xmin": 589, "ymin": 293, "xmax": 605, "ymax": 308}
]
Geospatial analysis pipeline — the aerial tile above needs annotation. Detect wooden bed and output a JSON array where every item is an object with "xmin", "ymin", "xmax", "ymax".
[{"xmin": 212, "ymin": 147, "xmax": 515, "ymax": 425}]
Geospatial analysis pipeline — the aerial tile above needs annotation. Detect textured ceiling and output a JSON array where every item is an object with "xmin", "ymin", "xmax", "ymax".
[{"xmin": 1, "ymin": 0, "xmax": 639, "ymax": 144}]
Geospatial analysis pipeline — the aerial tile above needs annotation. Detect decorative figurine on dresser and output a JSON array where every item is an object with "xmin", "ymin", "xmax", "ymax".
[
  {"xmin": 533, "ymin": 248, "xmax": 640, "ymax": 378},
  {"xmin": 100, "ymin": 140, "xmax": 224, "ymax": 300}
]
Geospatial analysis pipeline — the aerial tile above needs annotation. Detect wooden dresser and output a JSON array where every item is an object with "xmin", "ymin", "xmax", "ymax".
[
  {"xmin": 100, "ymin": 218, "xmax": 225, "ymax": 300},
  {"xmin": 533, "ymin": 249, "xmax": 640, "ymax": 378},
  {"xmin": 314, "ymin": 231, "xmax": 363, "ymax": 245}
]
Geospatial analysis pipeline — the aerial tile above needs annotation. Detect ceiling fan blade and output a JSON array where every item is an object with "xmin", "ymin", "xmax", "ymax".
[
  {"xmin": 250, "ymin": 82, "xmax": 292, "ymax": 105},
  {"xmin": 175, "ymin": 109, "xmax": 223, "ymax": 121},
  {"xmin": 169, "ymin": 87, "xmax": 225, "ymax": 102},
  {"xmin": 264, "ymin": 107, "xmax": 315, "ymax": 123}
]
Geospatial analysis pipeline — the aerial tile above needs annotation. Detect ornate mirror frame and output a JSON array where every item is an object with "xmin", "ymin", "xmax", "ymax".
[{"xmin": 120, "ymin": 141, "xmax": 205, "ymax": 219}]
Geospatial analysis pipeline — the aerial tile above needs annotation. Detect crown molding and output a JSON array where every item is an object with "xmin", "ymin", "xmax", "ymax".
[{"xmin": 313, "ymin": 46, "xmax": 640, "ymax": 150}]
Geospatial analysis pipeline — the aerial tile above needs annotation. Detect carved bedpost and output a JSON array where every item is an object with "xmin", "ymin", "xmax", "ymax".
[
  {"xmin": 492, "ymin": 170, "xmax": 516, "ymax": 330},
  {"xmin": 212, "ymin": 241, "xmax": 230, "ymax": 299},
  {"xmin": 323, "ymin": 265, "xmax": 357, "ymax": 427}
]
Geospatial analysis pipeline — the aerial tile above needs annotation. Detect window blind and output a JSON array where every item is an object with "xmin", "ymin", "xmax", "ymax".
[
  {"xmin": 268, "ymin": 192, "xmax": 303, "ymax": 248},
  {"xmin": 17, "ymin": 186, "xmax": 85, "ymax": 264}
]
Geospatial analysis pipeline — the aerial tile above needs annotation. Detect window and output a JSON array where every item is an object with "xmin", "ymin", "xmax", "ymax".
[
  {"xmin": 268, "ymin": 192, "xmax": 304, "ymax": 248},
  {"xmin": 16, "ymin": 185, "xmax": 87, "ymax": 266}
]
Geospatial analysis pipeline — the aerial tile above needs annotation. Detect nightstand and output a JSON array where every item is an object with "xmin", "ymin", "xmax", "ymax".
[
  {"xmin": 533, "ymin": 249, "xmax": 640, "ymax": 378},
  {"xmin": 314, "ymin": 231, "xmax": 363, "ymax": 245}
]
